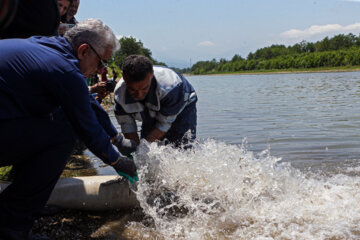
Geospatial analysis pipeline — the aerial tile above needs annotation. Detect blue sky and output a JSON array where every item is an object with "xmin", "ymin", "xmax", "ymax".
[{"xmin": 77, "ymin": 0, "xmax": 360, "ymax": 68}]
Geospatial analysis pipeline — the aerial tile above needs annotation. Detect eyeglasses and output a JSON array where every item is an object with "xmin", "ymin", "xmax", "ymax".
[{"xmin": 87, "ymin": 43, "xmax": 108, "ymax": 70}]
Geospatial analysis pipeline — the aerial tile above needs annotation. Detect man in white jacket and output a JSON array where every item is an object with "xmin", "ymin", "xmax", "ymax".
[{"xmin": 114, "ymin": 55, "xmax": 197, "ymax": 147}]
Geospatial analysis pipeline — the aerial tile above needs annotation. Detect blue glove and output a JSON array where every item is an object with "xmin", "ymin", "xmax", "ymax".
[
  {"xmin": 112, "ymin": 156, "xmax": 138, "ymax": 183},
  {"xmin": 113, "ymin": 134, "xmax": 137, "ymax": 156}
]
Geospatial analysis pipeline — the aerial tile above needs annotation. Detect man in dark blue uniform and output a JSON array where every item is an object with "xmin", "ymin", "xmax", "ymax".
[
  {"xmin": 0, "ymin": 19, "xmax": 136, "ymax": 240},
  {"xmin": 114, "ymin": 55, "xmax": 197, "ymax": 147}
]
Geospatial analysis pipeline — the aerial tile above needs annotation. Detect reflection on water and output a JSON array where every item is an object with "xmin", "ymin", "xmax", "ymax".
[{"xmin": 188, "ymin": 71, "xmax": 360, "ymax": 168}]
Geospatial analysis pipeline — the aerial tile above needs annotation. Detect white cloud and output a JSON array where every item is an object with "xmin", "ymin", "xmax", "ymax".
[
  {"xmin": 280, "ymin": 22, "xmax": 360, "ymax": 39},
  {"xmin": 197, "ymin": 41, "xmax": 215, "ymax": 47},
  {"xmin": 116, "ymin": 34, "xmax": 123, "ymax": 40}
]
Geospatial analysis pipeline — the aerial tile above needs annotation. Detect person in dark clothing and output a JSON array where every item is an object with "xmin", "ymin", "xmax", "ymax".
[
  {"xmin": 0, "ymin": 19, "xmax": 136, "ymax": 240},
  {"xmin": 0, "ymin": 0, "xmax": 60, "ymax": 39},
  {"xmin": 111, "ymin": 66, "xmax": 118, "ymax": 81},
  {"xmin": 0, "ymin": 0, "xmax": 18, "ymax": 33},
  {"xmin": 57, "ymin": 0, "xmax": 74, "ymax": 36}
]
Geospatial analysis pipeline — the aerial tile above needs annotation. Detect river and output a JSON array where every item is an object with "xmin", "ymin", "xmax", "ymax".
[{"xmin": 87, "ymin": 71, "xmax": 360, "ymax": 239}]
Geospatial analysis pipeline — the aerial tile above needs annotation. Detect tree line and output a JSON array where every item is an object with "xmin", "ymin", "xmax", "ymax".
[
  {"xmin": 179, "ymin": 33, "xmax": 360, "ymax": 75},
  {"xmin": 109, "ymin": 36, "xmax": 167, "ymax": 70}
]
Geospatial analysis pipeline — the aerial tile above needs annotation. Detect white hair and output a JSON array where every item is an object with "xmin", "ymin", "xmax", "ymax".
[{"xmin": 64, "ymin": 18, "xmax": 120, "ymax": 55}]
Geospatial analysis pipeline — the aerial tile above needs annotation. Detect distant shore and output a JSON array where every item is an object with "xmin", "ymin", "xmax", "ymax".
[{"xmin": 183, "ymin": 66, "xmax": 360, "ymax": 76}]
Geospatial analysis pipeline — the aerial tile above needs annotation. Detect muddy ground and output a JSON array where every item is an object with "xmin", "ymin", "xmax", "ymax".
[{"xmin": 32, "ymin": 207, "xmax": 149, "ymax": 240}]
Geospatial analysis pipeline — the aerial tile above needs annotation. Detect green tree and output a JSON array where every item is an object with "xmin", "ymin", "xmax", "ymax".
[
  {"xmin": 112, "ymin": 36, "xmax": 166, "ymax": 69},
  {"xmin": 183, "ymin": 32, "xmax": 360, "ymax": 74},
  {"xmin": 231, "ymin": 54, "xmax": 244, "ymax": 62}
]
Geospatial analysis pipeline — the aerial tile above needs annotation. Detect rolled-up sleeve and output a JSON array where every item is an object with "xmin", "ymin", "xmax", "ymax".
[
  {"xmin": 115, "ymin": 114, "xmax": 137, "ymax": 133},
  {"xmin": 114, "ymin": 101, "xmax": 137, "ymax": 133}
]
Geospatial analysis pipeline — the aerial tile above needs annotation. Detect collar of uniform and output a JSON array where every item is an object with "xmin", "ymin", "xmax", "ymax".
[
  {"xmin": 144, "ymin": 76, "xmax": 158, "ymax": 106},
  {"xmin": 57, "ymin": 36, "xmax": 80, "ymax": 69},
  {"xmin": 124, "ymin": 89, "xmax": 137, "ymax": 104},
  {"xmin": 33, "ymin": 36, "xmax": 80, "ymax": 70}
]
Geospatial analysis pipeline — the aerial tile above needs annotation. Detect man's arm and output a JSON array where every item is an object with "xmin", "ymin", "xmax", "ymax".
[
  {"xmin": 114, "ymin": 100, "xmax": 140, "ymax": 145},
  {"xmin": 52, "ymin": 71, "xmax": 119, "ymax": 164}
]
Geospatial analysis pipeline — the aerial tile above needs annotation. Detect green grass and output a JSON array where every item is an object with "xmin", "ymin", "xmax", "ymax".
[
  {"xmin": 189, "ymin": 65, "xmax": 360, "ymax": 76},
  {"xmin": 0, "ymin": 155, "xmax": 97, "ymax": 182},
  {"xmin": 0, "ymin": 166, "xmax": 14, "ymax": 182}
]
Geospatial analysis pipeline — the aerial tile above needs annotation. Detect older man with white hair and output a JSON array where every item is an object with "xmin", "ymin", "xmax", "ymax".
[{"xmin": 0, "ymin": 19, "xmax": 136, "ymax": 240}]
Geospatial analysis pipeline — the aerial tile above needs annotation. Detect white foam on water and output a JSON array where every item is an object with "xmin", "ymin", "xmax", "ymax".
[{"xmin": 129, "ymin": 138, "xmax": 360, "ymax": 240}]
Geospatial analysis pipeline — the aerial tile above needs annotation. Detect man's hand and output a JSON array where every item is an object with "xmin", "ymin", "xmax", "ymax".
[
  {"xmin": 113, "ymin": 134, "xmax": 137, "ymax": 156},
  {"xmin": 145, "ymin": 127, "xmax": 166, "ymax": 142},
  {"xmin": 58, "ymin": 23, "xmax": 67, "ymax": 36},
  {"xmin": 124, "ymin": 132, "xmax": 140, "ymax": 146},
  {"xmin": 89, "ymin": 81, "xmax": 107, "ymax": 93},
  {"xmin": 111, "ymin": 156, "xmax": 138, "ymax": 183}
]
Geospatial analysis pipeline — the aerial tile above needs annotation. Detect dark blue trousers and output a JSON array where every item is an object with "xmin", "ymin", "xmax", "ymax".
[{"xmin": 0, "ymin": 117, "xmax": 75, "ymax": 233}]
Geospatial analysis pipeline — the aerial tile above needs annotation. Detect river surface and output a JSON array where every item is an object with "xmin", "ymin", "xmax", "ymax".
[
  {"xmin": 191, "ymin": 71, "xmax": 360, "ymax": 171},
  {"xmin": 87, "ymin": 71, "xmax": 360, "ymax": 239}
]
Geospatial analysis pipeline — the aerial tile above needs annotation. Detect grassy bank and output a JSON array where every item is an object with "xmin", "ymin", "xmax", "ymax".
[
  {"xmin": 0, "ymin": 155, "xmax": 96, "ymax": 182},
  {"xmin": 0, "ymin": 166, "xmax": 13, "ymax": 181},
  {"xmin": 184, "ymin": 65, "xmax": 360, "ymax": 76}
]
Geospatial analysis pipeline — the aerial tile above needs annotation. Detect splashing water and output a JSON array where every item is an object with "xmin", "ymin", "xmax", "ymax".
[{"xmin": 126, "ymin": 138, "xmax": 360, "ymax": 240}]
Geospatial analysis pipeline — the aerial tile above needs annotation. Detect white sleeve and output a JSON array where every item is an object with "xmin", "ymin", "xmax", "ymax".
[{"xmin": 115, "ymin": 114, "xmax": 137, "ymax": 133}]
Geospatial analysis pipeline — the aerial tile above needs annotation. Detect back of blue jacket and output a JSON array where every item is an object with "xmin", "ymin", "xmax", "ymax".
[{"xmin": 0, "ymin": 36, "xmax": 119, "ymax": 164}]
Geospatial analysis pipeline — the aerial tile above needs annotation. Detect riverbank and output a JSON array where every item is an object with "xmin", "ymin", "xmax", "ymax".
[
  {"xmin": 32, "ymin": 207, "xmax": 149, "ymax": 240},
  {"xmin": 0, "ymin": 155, "xmax": 96, "ymax": 181},
  {"xmin": 0, "ymin": 154, "xmax": 146, "ymax": 239},
  {"xmin": 0, "ymin": 81, "xmax": 144, "ymax": 239},
  {"xmin": 183, "ymin": 65, "xmax": 360, "ymax": 76}
]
